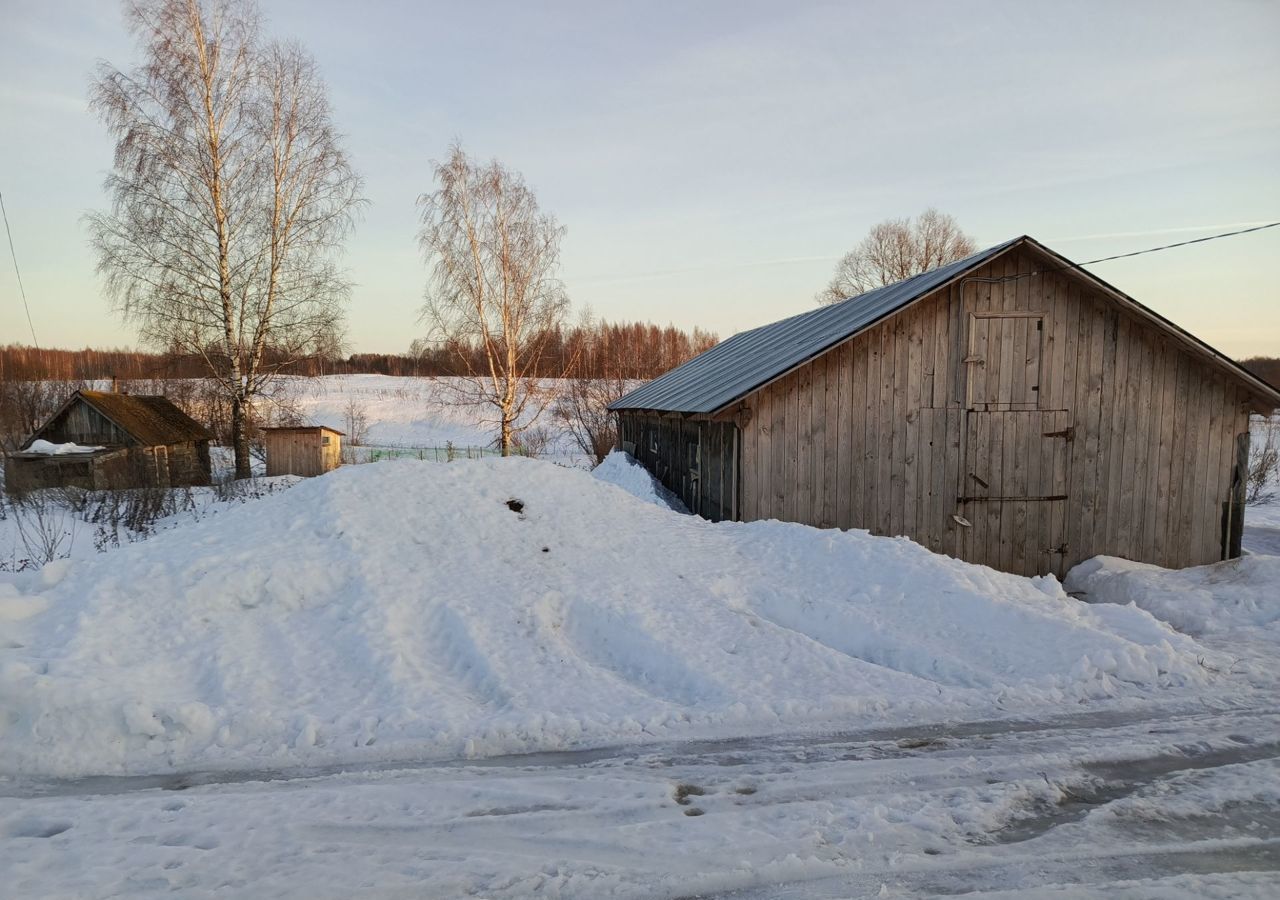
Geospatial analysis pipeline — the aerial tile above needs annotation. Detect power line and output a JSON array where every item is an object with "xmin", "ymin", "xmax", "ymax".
[
  {"xmin": 1077, "ymin": 220, "xmax": 1280, "ymax": 267},
  {"xmin": 963, "ymin": 220, "xmax": 1280, "ymax": 288},
  {"xmin": 0, "ymin": 188, "xmax": 39, "ymax": 348}
]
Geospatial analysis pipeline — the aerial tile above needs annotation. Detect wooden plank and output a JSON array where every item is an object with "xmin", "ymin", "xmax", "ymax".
[
  {"xmin": 1076, "ymin": 287, "xmax": 1106, "ymax": 567},
  {"xmin": 930, "ymin": 405, "xmax": 949, "ymax": 552},
  {"xmin": 921, "ymin": 292, "xmax": 937, "ymax": 410},
  {"xmin": 741, "ymin": 398, "xmax": 757, "ymax": 521},
  {"xmin": 838, "ymin": 342, "xmax": 855, "ymax": 529},
  {"xmin": 1135, "ymin": 337, "xmax": 1161, "ymax": 559},
  {"xmin": 805, "ymin": 368, "xmax": 819, "ymax": 523},
  {"xmin": 1163, "ymin": 351, "xmax": 1191, "ymax": 561},
  {"xmin": 1177, "ymin": 355, "xmax": 1203, "ymax": 559},
  {"xmin": 785, "ymin": 372, "xmax": 800, "ymax": 521},
  {"xmin": 1010, "ymin": 310, "xmax": 1030, "ymax": 408},
  {"xmin": 943, "ymin": 407, "xmax": 961, "ymax": 558},
  {"xmin": 932, "ymin": 284, "xmax": 952, "ymax": 409},
  {"xmin": 863, "ymin": 327, "xmax": 880, "ymax": 531},
  {"xmin": 1151, "ymin": 341, "xmax": 1176, "ymax": 558},
  {"xmin": 757, "ymin": 394, "xmax": 773, "ymax": 520},
  {"xmin": 1100, "ymin": 311, "xmax": 1127, "ymax": 552},
  {"xmin": 877, "ymin": 324, "xmax": 894, "ymax": 535},
  {"xmin": 891, "ymin": 315, "xmax": 911, "ymax": 536},
  {"xmin": 821, "ymin": 351, "xmax": 837, "ymax": 528},
  {"xmin": 1199, "ymin": 374, "xmax": 1225, "ymax": 563},
  {"xmin": 903, "ymin": 308, "xmax": 924, "ymax": 539}
]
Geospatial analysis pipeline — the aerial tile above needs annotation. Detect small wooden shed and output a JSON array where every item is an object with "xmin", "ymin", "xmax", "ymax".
[
  {"xmin": 4, "ymin": 389, "xmax": 212, "ymax": 492},
  {"xmin": 611, "ymin": 235, "xmax": 1280, "ymax": 577},
  {"xmin": 261, "ymin": 426, "xmax": 343, "ymax": 477}
]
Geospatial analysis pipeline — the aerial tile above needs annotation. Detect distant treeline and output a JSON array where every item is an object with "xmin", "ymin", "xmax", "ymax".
[
  {"xmin": 1241, "ymin": 357, "xmax": 1280, "ymax": 391},
  {"xmin": 0, "ymin": 320, "xmax": 719, "ymax": 383}
]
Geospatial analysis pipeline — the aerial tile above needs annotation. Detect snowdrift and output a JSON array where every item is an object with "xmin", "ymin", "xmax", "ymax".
[
  {"xmin": 0, "ymin": 458, "xmax": 1214, "ymax": 777},
  {"xmin": 591, "ymin": 450, "xmax": 689, "ymax": 512},
  {"xmin": 1067, "ymin": 555, "xmax": 1280, "ymax": 638}
]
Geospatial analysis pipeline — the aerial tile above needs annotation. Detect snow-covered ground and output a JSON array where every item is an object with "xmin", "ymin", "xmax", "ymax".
[
  {"xmin": 0, "ymin": 393, "xmax": 1276, "ymax": 897},
  {"xmin": 2, "ymin": 457, "xmax": 1235, "ymax": 778},
  {"xmin": 282, "ymin": 374, "xmax": 586, "ymax": 461}
]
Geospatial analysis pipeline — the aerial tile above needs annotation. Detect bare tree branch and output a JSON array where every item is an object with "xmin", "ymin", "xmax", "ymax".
[{"xmin": 817, "ymin": 208, "xmax": 977, "ymax": 305}]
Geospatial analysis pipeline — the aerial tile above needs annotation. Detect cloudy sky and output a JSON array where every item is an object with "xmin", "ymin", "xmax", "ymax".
[{"xmin": 1, "ymin": 0, "xmax": 1277, "ymax": 356}]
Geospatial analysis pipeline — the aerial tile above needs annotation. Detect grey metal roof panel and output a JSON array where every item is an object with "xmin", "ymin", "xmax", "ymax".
[{"xmin": 610, "ymin": 237, "xmax": 1022, "ymax": 414}]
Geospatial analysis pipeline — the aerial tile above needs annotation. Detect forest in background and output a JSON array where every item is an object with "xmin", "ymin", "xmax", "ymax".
[
  {"xmin": 0, "ymin": 320, "xmax": 718, "ymax": 383},
  {"xmin": 0, "ymin": 320, "xmax": 718, "ymax": 451}
]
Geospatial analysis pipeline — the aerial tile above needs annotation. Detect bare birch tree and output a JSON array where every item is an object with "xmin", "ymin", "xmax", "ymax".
[
  {"xmin": 817, "ymin": 208, "xmax": 977, "ymax": 304},
  {"xmin": 88, "ymin": 0, "xmax": 363, "ymax": 478},
  {"xmin": 418, "ymin": 145, "xmax": 570, "ymax": 456}
]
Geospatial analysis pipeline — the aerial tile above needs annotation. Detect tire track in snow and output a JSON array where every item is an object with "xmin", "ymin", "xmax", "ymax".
[
  {"xmin": 416, "ymin": 604, "xmax": 514, "ymax": 711},
  {"xmin": 544, "ymin": 596, "xmax": 729, "ymax": 708}
]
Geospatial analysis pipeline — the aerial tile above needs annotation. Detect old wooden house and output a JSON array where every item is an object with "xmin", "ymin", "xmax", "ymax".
[
  {"xmin": 611, "ymin": 235, "xmax": 1280, "ymax": 577},
  {"xmin": 261, "ymin": 426, "xmax": 343, "ymax": 477},
  {"xmin": 5, "ymin": 389, "xmax": 212, "ymax": 492}
]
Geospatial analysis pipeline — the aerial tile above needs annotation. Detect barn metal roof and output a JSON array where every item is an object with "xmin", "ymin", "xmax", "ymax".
[{"xmin": 610, "ymin": 237, "xmax": 1021, "ymax": 414}]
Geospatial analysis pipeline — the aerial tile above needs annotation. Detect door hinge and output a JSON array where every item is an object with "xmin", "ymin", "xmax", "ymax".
[{"xmin": 1043, "ymin": 426, "xmax": 1074, "ymax": 441}]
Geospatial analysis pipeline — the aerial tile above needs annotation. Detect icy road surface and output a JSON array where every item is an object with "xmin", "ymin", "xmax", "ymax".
[{"xmin": 3, "ymin": 704, "xmax": 1277, "ymax": 899}]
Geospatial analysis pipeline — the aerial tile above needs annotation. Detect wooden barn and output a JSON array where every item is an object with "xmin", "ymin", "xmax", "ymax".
[
  {"xmin": 611, "ymin": 235, "xmax": 1280, "ymax": 577},
  {"xmin": 261, "ymin": 425, "xmax": 343, "ymax": 477},
  {"xmin": 5, "ymin": 389, "xmax": 212, "ymax": 492}
]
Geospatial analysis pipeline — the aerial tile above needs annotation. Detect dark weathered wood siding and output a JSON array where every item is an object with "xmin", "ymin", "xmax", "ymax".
[
  {"xmin": 43, "ymin": 400, "xmax": 136, "ymax": 446},
  {"xmin": 617, "ymin": 414, "xmax": 738, "ymax": 520},
  {"xmin": 727, "ymin": 249, "xmax": 1258, "ymax": 575}
]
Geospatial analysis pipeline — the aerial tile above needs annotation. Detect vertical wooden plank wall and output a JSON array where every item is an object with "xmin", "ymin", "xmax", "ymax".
[{"xmin": 738, "ymin": 249, "xmax": 1255, "ymax": 573}]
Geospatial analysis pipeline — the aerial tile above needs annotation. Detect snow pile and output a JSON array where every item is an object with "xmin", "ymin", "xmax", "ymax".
[
  {"xmin": 0, "ymin": 458, "xmax": 1215, "ymax": 777},
  {"xmin": 1066, "ymin": 555, "xmax": 1280, "ymax": 637},
  {"xmin": 22, "ymin": 439, "xmax": 104, "ymax": 455},
  {"xmin": 591, "ymin": 450, "xmax": 689, "ymax": 512}
]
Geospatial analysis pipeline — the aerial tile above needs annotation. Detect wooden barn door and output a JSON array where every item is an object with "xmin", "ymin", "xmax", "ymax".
[{"xmin": 959, "ymin": 312, "xmax": 1072, "ymax": 577}]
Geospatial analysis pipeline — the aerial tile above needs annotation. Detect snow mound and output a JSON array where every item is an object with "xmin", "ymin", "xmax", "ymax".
[
  {"xmin": 0, "ymin": 459, "xmax": 1214, "ymax": 777},
  {"xmin": 1066, "ymin": 555, "xmax": 1280, "ymax": 637},
  {"xmin": 592, "ymin": 450, "xmax": 689, "ymax": 512}
]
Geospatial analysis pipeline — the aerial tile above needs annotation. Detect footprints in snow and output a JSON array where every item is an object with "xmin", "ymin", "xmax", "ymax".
[
  {"xmin": 673, "ymin": 781, "xmax": 758, "ymax": 817},
  {"xmin": 7, "ymin": 819, "xmax": 72, "ymax": 839}
]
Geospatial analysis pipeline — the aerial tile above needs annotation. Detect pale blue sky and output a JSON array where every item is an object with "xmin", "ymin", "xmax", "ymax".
[{"xmin": 1, "ymin": 0, "xmax": 1277, "ymax": 356}]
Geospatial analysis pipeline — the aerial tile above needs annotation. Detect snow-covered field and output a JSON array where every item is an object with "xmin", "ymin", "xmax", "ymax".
[
  {"xmin": 283, "ymin": 374, "xmax": 587, "ymax": 461},
  {"xmin": 0, "ymin": 389, "xmax": 1276, "ymax": 897}
]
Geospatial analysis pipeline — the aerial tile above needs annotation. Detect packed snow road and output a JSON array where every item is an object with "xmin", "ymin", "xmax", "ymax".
[{"xmin": 2, "ymin": 704, "xmax": 1277, "ymax": 898}]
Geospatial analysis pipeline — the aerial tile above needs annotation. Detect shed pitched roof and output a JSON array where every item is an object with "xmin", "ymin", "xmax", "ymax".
[
  {"xmin": 611, "ymin": 235, "xmax": 1280, "ymax": 414},
  {"xmin": 33, "ymin": 390, "xmax": 213, "ymax": 446}
]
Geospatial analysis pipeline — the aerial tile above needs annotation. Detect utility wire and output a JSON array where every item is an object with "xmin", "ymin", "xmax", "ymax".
[
  {"xmin": 1076, "ymin": 220, "xmax": 1279, "ymax": 267},
  {"xmin": 0, "ymin": 188, "xmax": 39, "ymax": 348},
  {"xmin": 963, "ymin": 220, "xmax": 1280, "ymax": 286}
]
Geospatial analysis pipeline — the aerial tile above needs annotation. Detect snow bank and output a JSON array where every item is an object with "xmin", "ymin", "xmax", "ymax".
[
  {"xmin": 591, "ymin": 450, "xmax": 689, "ymax": 512},
  {"xmin": 22, "ymin": 439, "xmax": 104, "ymax": 455},
  {"xmin": 1066, "ymin": 555, "xmax": 1280, "ymax": 637},
  {"xmin": 0, "ymin": 459, "xmax": 1215, "ymax": 777}
]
